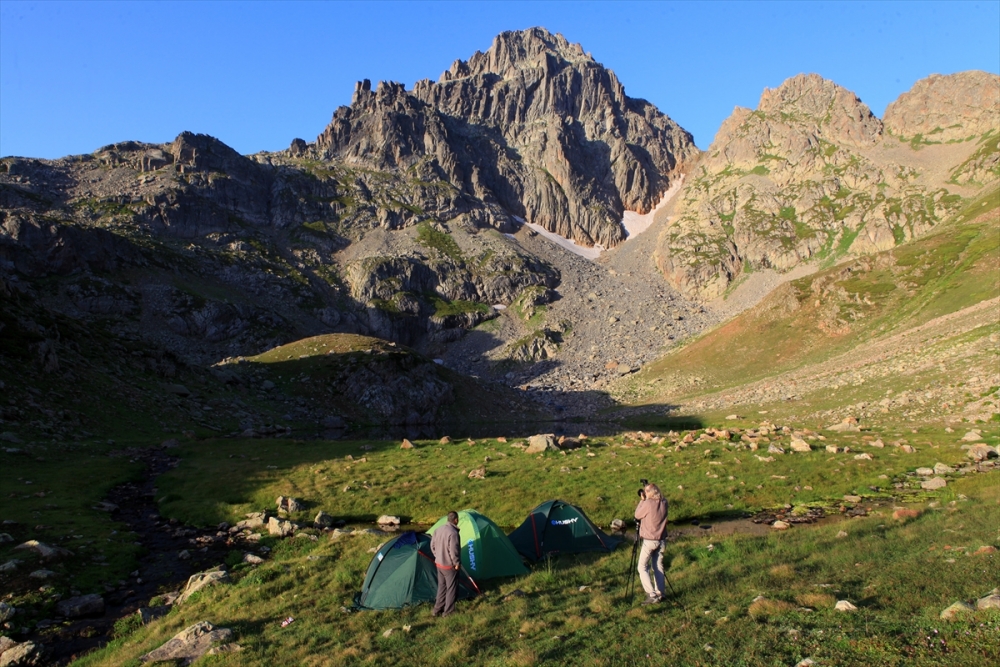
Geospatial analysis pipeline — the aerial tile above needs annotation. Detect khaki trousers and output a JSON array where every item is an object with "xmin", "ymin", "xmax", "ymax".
[{"xmin": 638, "ymin": 539, "xmax": 665, "ymax": 599}]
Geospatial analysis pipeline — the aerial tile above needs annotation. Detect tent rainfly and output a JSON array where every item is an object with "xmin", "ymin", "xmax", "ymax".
[
  {"xmin": 353, "ymin": 531, "xmax": 478, "ymax": 610},
  {"xmin": 507, "ymin": 499, "xmax": 621, "ymax": 562},
  {"xmin": 426, "ymin": 509, "xmax": 529, "ymax": 579}
]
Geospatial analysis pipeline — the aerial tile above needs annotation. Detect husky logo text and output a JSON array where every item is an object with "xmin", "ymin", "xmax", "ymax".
[
  {"xmin": 467, "ymin": 539, "xmax": 476, "ymax": 570},
  {"xmin": 551, "ymin": 517, "xmax": 578, "ymax": 525}
]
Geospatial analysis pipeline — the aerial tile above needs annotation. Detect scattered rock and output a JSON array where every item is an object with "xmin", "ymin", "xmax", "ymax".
[
  {"xmin": 0, "ymin": 561, "xmax": 16, "ymax": 573},
  {"xmin": 164, "ymin": 384, "xmax": 191, "ymax": 397},
  {"xmin": 137, "ymin": 606, "xmax": 170, "ymax": 625},
  {"xmin": 139, "ymin": 621, "xmax": 234, "ymax": 665},
  {"xmin": 976, "ymin": 593, "xmax": 1000, "ymax": 610},
  {"xmin": 768, "ymin": 444, "xmax": 785, "ymax": 455},
  {"xmin": 0, "ymin": 638, "xmax": 41, "ymax": 666},
  {"xmin": 313, "ymin": 511, "xmax": 335, "ymax": 529},
  {"xmin": 854, "ymin": 452, "xmax": 873, "ymax": 461},
  {"xmin": 915, "ymin": 467, "xmax": 935, "ymax": 476},
  {"xmin": 920, "ymin": 477, "xmax": 947, "ymax": 490},
  {"xmin": 56, "ymin": 594, "xmax": 105, "ymax": 619},
  {"xmin": 439, "ymin": 436, "xmax": 451, "ymax": 445},
  {"xmin": 267, "ymin": 517, "xmax": 296, "ymax": 537},
  {"xmin": 869, "ymin": 439, "xmax": 885, "ymax": 448},
  {"xmin": 376, "ymin": 515, "xmax": 401, "ymax": 526},
  {"xmin": 176, "ymin": 569, "xmax": 231, "ymax": 605},
  {"xmin": 939, "ymin": 601, "xmax": 975, "ymax": 621},
  {"xmin": 400, "ymin": 439, "xmax": 414, "ymax": 450},
  {"xmin": 789, "ymin": 438, "xmax": 811, "ymax": 452},
  {"xmin": 933, "ymin": 463, "xmax": 954, "ymax": 474},
  {"xmin": 0, "ymin": 603, "xmax": 14, "ymax": 623},
  {"xmin": 236, "ymin": 512, "xmax": 267, "ymax": 530},
  {"xmin": 834, "ymin": 600, "xmax": 857, "ymax": 612},
  {"xmin": 973, "ymin": 545, "xmax": 997, "ymax": 556},
  {"xmin": 827, "ymin": 419, "xmax": 861, "ymax": 432},
  {"xmin": 843, "ymin": 495, "xmax": 862, "ymax": 503},
  {"xmin": 836, "ymin": 531, "xmax": 848, "ymax": 538},
  {"xmin": 177, "ymin": 550, "xmax": 191, "ymax": 560},
  {"xmin": 92, "ymin": 502, "xmax": 118, "ymax": 512},
  {"xmin": 960, "ymin": 430, "xmax": 982, "ymax": 442},
  {"xmin": 243, "ymin": 553, "xmax": 264, "ymax": 565},
  {"xmin": 13, "ymin": 540, "xmax": 72, "ymax": 560},
  {"xmin": 525, "ymin": 434, "xmax": 558, "ymax": 454},
  {"xmin": 795, "ymin": 660, "xmax": 816, "ymax": 667},
  {"xmin": 892, "ymin": 508, "xmax": 921, "ymax": 521},
  {"xmin": 899, "ymin": 445, "xmax": 916, "ymax": 454},
  {"xmin": 276, "ymin": 496, "xmax": 304, "ymax": 513},
  {"xmin": 967, "ymin": 443, "xmax": 998, "ymax": 462},
  {"xmin": 771, "ymin": 521, "xmax": 790, "ymax": 530},
  {"xmin": 468, "ymin": 466, "xmax": 486, "ymax": 480},
  {"xmin": 28, "ymin": 570, "xmax": 56, "ymax": 580}
]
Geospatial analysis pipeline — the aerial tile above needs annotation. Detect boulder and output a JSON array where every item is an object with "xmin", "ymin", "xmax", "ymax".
[
  {"xmin": 376, "ymin": 515, "xmax": 401, "ymax": 526},
  {"xmin": 400, "ymin": 439, "xmax": 414, "ymax": 449},
  {"xmin": 933, "ymin": 463, "xmax": 954, "ymax": 475},
  {"xmin": 834, "ymin": 600, "xmax": 857, "ymax": 612},
  {"xmin": 0, "ymin": 603, "xmax": 13, "ymax": 623},
  {"xmin": 854, "ymin": 453, "xmax": 873, "ymax": 461},
  {"xmin": 920, "ymin": 477, "xmax": 947, "ymax": 490},
  {"xmin": 892, "ymin": 508, "xmax": 921, "ymax": 521},
  {"xmin": 267, "ymin": 517, "xmax": 295, "ymax": 537},
  {"xmin": 915, "ymin": 467, "xmax": 934, "ymax": 476},
  {"xmin": 468, "ymin": 466, "xmax": 486, "ymax": 480},
  {"xmin": 139, "ymin": 621, "xmax": 234, "ymax": 665},
  {"xmin": 768, "ymin": 444, "xmax": 785, "ymax": 454},
  {"xmin": 960, "ymin": 430, "xmax": 982, "ymax": 442},
  {"xmin": 771, "ymin": 521, "xmax": 790, "ymax": 530},
  {"xmin": 0, "ymin": 561, "xmax": 15, "ymax": 573},
  {"xmin": 789, "ymin": 437, "xmax": 811, "ymax": 452},
  {"xmin": 28, "ymin": 570, "xmax": 56, "ymax": 580},
  {"xmin": 525, "ymin": 434, "xmax": 558, "ymax": 454},
  {"xmin": 976, "ymin": 594, "xmax": 1000, "ymax": 610},
  {"xmin": 176, "ymin": 569, "xmax": 231, "ymax": 605},
  {"xmin": 825, "ymin": 445, "xmax": 840, "ymax": 454},
  {"xmin": 939, "ymin": 601, "xmax": 975, "ymax": 621},
  {"xmin": 137, "ymin": 606, "xmax": 170, "ymax": 625},
  {"xmin": 967, "ymin": 443, "xmax": 997, "ymax": 462},
  {"xmin": 14, "ymin": 540, "xmax": 72, "ymax": 560},
  {"xmin": 276, "ymin": 496, "xmax": 303, "ymax": 513},
  {"xmin": 236, "ymin": 512, "xmax": 267, "ymax": 530},
  {"xmin": 242, "ymin": 553, "xmax": 264, "ymax": 565},
  {"xmin": 0, "ymin": 638, "xmax": 41, "ymax": 666},
  {"xmin": 56, "ymin": 594, "xmax": 105, "ymax": 618},
  {"xmin": 313, "ymin": 511, "xmax": 335, "ymax": 529}
]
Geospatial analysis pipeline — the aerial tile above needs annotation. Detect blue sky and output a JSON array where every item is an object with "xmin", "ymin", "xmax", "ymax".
[{"xmin": 2, "ymin": 1, "xmax": 998, "ymax": 159}]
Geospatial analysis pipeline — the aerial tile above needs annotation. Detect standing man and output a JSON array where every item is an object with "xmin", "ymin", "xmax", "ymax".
[
  {"xmin": 634, "ymin": 483, "xmax": 669, "ymax": 605},
  {"xmin": 430, "ymin": 510, "xmax": 461, "ymax": 617}
]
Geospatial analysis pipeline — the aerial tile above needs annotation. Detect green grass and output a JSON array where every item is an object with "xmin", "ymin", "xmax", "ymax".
[
  {"xmin": 67, "ymin": 430, "xmax": 1000, "ymax": 667},
  {"xmin": 416, "ymin": 222, "xmax": 463, "ymax": 261}
]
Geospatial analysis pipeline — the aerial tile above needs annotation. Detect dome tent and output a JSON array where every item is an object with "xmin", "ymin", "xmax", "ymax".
[
  {"xmin": 353, "ymin": 531, "xmax": 478, "ymax": 610},
  {"xmin": 426, "ymin": 509, "xmax": 529, "ymax": 579},
  {"xmin": 507, "ymin": 499, "xmax": 621, "ymax": 562}
]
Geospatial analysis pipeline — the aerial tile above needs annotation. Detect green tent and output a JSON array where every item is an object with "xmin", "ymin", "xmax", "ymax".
[
  {"xmin": 426, "ymin": 509, "xmax": 529, "ymax": 579},
  {"xmin": 353, "ymin": 531, "xmax": 478, "ymax": 610},
  {"xmin": 507, "ymin": 499, "xmax": 621, "ymax": 562}
]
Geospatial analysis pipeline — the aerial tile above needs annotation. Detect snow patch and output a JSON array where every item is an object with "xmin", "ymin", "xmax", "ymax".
[
  {"xmin": 524, "ymin": 223, "xmax": 605, "ymax": 260},
  {"xmin": 621, "ymin": 175, "xmax": 685, "ymax": 240}
]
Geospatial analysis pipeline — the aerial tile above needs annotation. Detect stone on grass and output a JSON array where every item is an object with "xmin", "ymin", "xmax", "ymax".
[
  {"xmin": 915, "ymin": 467, "xmax": 935, "ymax": 476},
  {"xmin": 854, "ymin": 452, "xmax": 873, "ymax": 460},
  {"xmin": 825, "ymin": 445, "xmax": 839, "ymax": 454},
  {"xmin": 236, "ymin": 512, "xmax": 267, "ymax": 530},
  {"xmin": 313, "ymin": 511, "xmax": 334, "ymax": 529},
  {"xmin": 796, "ymin": 660, "xmax": 816, "ymax": 667},
  {"xmin": 275, "ymin": 496, "xmax": 303, "ymax": 513},
  {"xmin": 827, "ymin": 419, "xmax": 861, "ymax": 432},
  {"xmin": 921, "ymin": 477, "xmax": 947, "ymax": 490},
  {"xmin": 960, "ymin": 430, "xmax": 982, "ymax": 442},
  {"xmin": 376, "ymin": 515, "xmax": 401, "ymax": 526},
  {"xmin": 933, "ymin": 463, "xmax": 954, "ymax": 475},
  {"xmin": 974, "ymin": 545, "xmax": 997, "ymax": 556},
  {"xmin": 834, "ymin": 600, "xmax": 857, "ymax": 612},
  {"xmin": 899, "ymin": 445, "xmax": 916, "ymax": 454},
  {"xmin": 836, "ymin": 531, "xmax": 848, "ymax": 538},
  {"xmin": 789, "ymin": 437, "xmax": 811, "ymax": 452},
  {"xmin": 14, "ymin": 540, "xmax": 71, "ymax": 560},
  {"xmin": 468, "ymin": 466, "xmax": 486, "ymax": 479},
  {"xmin": 439, "ymin": 436, "xmax": 451, "ymax": 445},
  {"xmin": 843, "ymin": 495, "xmax": 862, "ymax": 503},
  {"xmin": 869, "ymin": 439, "xmax": 885, "ymax": 448},
  {"xmin": 976, "ymin": 594, "xmax": 1000, "ymax": 610},
  {"xmin": 967, "ymin": 444, "xmax": 998, "ymax": 462},
  {"xmin": 0, "ymin": 603, "xmax": 13, "ymax": 623},
  {"xmin": 939, "ymin": 601, "xmax": 975, "ymax": 621},
  {"xmin": 139, "ymin": 621, "xmax": 234, "ymax": 665},
  {"xmin": 400, "ymin": 439, "xmax": 414, "ymax": 449},
  {"xmin": 176, "ymin": 569, "xmax": 230, "ymax": 605},
  {"xmin": 893, "ymin": 508, "xmax": 921, "ymax": 521},
  {"xmin": 137, "ymin": 606, "xmax": 170, "ymax": 625},
  {"xmin": 0, "ymin": 638, "xmax": 41, "ymax": 666},
  {"xmin": 768, "ymin": 444, "xmax": 785, "ymax": 455},
  {"xmin": 525, "ymin": 434, "xmax": 558, "ymax": 454},
  {"xmin": 56, "ymin": 594, "xmax": 104, "ymax": 619},
  {"xmin": 267, "ymin": 517, "xmax": 295, "ymax": 537},
  {"xmin": 771, "ymin": 521, "xmax": 790, "ymax": 530},
  {"xmin": 243, "ymin": 553, "xmax": 264, "ymax": 565}
]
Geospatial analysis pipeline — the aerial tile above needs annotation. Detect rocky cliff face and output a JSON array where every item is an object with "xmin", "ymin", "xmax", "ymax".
[
  {"xmin": 313, "ymin": 28, "xmax": 697, "ymax": 248},
  {"xmin": 655, "ymin": 71, "xmax": 999, "ymax": 299}
]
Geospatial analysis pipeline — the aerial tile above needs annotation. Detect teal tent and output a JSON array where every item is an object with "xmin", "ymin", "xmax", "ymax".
[
  {"xmin": 507, "ymin": 499, "xmax": 621, "ymax": 562},
  {"xmin": 426, "ymin": 509, "xmax": 528, "ymax": 579},
  {"xmin": 353, "ymin": 531, "xmax": 478, "ymax": 610}
]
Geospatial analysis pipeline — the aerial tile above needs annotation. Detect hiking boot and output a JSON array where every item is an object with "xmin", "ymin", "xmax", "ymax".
[{"xmin": 641, "ymin": 595, "xmax": 659, "ymax": 606}]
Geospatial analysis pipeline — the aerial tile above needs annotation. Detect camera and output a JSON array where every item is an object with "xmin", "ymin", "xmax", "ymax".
[{"xmin": 637, "ymin": 478, "xmax": 649, "ymax": 499}]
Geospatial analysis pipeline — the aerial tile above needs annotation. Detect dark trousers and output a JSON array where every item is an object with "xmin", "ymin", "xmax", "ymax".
[{"xmin": 433, "ymin": 566, "xmax": 458, "ymax": 616}]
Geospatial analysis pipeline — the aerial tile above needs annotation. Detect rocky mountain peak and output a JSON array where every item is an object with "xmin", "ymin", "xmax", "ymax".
[
  {"xmin": 440, "ymin": 27, "xmax": 591, "ymax": 82},
  {"xmin": 883, "ymin": 70, "xmax": 1000, "ymax": 142},
  {"xmin": 755, "ymin": 73, "xmax": 882, "ymax": 147},
  {"xmin": 313, "ymin": 28, "xmax": 696, "ymax": 249}
]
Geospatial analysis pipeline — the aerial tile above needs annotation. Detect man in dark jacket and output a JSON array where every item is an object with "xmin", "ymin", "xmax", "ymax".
[
  {"xmin": 634, "ymin": 483, "xmax": 669, "ymax": 604},
  {"xmin": 430, "ymin": 510, "xmax": 461, "ymax": 617}
]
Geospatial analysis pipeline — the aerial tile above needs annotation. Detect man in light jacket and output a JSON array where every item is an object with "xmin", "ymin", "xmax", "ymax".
[
  {"xmin": 634, "ymin": 483, "xmax": 669, "ymax": 604},
  {"xmin": 430, "ymin": 510, "xmax": 461, "ymax": 617}
]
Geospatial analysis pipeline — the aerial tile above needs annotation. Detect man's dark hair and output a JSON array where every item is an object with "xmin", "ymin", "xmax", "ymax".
[{"xmin": 447, "ymin": 511, "xmax": 459, "ymax": 523}]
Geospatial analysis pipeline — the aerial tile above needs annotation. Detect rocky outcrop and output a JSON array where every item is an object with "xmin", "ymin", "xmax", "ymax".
[
  {"xmin": 655, "ymin": 72, "xmax": 992, "ymax": 300},
  {"xmin": 884, "ymin": 70, "xmax": 1000, "ymax": 142},
  {"xmin": 314, "ymin": 28, "xmax": 696, "ymax": 248}
]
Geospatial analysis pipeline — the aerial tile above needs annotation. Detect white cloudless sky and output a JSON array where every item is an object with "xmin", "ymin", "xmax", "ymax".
[{"xmin": 1, "ymin": 0, "xmax": 998, "ymax": 159}]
